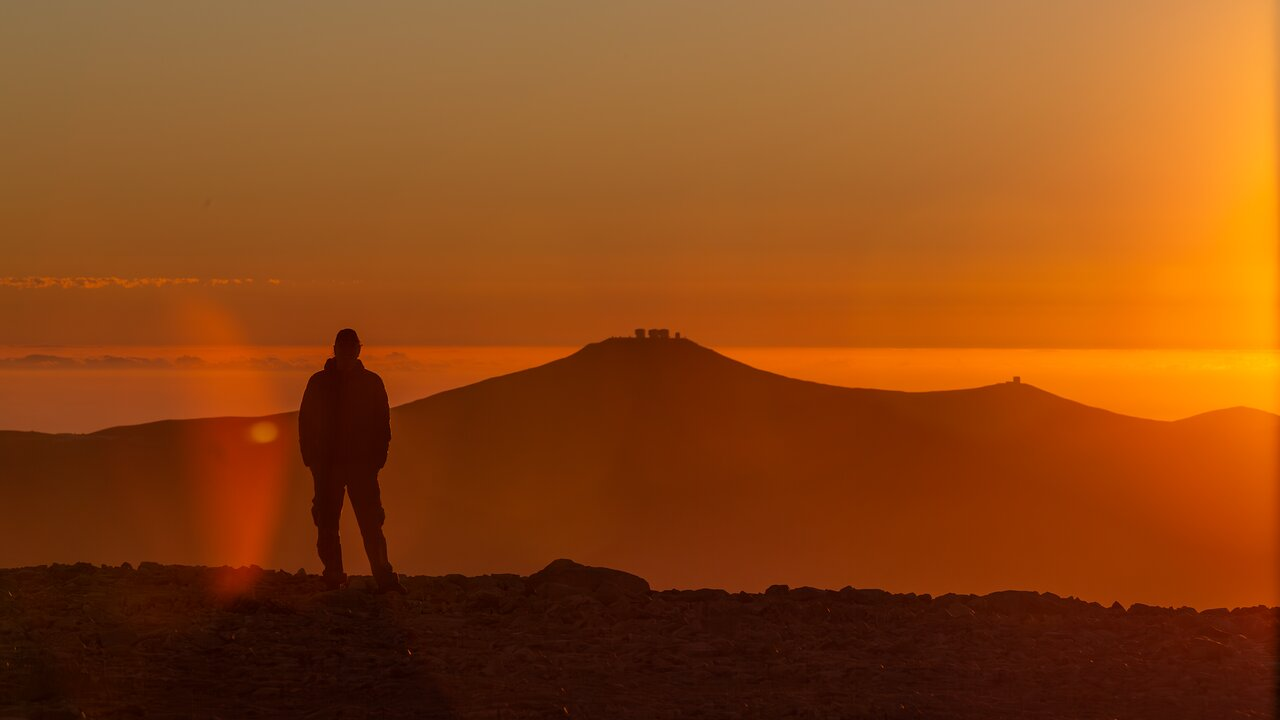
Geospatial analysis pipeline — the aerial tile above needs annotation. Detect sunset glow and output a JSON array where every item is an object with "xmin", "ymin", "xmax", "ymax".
[
  {"xmin": 0, "ymin": 5, "xmax": 1276, "ymax": 713},
  {"xmin": 0, "ymin": 2, "xmax": 1273, "ymax": 351},
  {"xmin": 0, "ymin": 0, "xmax": 1275, "ymax": 630},
  {"xmin": 1, "ymin": 345, "xmax": 1277, "ymax": 433}
]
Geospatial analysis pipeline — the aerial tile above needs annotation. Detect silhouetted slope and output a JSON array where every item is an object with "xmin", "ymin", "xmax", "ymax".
[{"xmin": 1, "ymin": 337, "xmax": 1275, "ymax": 609}]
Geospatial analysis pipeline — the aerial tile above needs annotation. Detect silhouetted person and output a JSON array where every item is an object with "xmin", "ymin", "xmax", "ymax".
[{"xmin": 299, "ymin": 328, "xmax": 406, "ymax": 594}]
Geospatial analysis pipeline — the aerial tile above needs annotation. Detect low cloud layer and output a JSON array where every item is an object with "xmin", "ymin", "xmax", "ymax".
[
  {"xmin": 0, "ymin": 351, "xmax": 429, "ymax": 372},
  {"xmin": 0, "ymin": 277, "xmax": 281, "ymax": 290}
]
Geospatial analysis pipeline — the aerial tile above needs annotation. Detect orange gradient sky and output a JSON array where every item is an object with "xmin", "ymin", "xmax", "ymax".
[
  {"xmin": 0, "ymin": 2, "xmax": 1274, "ymax": 350},
  {"xmin": 0, "ymin": 345, "xmax": 1277, "ymax": 433}
]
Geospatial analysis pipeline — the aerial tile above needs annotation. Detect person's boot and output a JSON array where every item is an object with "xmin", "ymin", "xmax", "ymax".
[
  {"xmin": 375, "ymin": 573, "xmax": 407, "ymax": 595},
  {"xmin": 322, "ymin": 570, "xmax": 348, "ymax": 591}
]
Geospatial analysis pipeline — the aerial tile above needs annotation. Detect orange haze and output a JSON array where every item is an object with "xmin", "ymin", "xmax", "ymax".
[{"xmin": 0, "ymin": 345, "xmax": 1276, "ymax": 433}]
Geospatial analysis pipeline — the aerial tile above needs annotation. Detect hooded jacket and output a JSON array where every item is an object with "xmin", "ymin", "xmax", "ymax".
[{"xmin": 298, "ymin": 357, "xmax": 391, "ymax": 469}]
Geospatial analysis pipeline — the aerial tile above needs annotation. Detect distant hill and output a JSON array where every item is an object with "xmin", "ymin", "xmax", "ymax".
[{"xmin": 1, "ymin": 337, "xmax": 1275, "ymax": 608}]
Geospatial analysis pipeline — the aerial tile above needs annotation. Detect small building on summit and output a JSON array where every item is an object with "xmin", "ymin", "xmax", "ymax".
[{"xmin": 632, "ymin": 328, "xmax": 678, "ymax": 339}]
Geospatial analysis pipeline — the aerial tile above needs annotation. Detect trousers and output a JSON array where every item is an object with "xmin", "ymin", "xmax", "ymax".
[{"xmin": 310, "ymin": 462, "xmax": 395, "ymax": 583}]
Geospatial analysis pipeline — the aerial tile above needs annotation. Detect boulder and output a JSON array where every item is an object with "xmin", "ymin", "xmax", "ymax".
[
  {"xmin": 525, "ymin": 559, "xmax": 649, "ymax": 601},
  {"xmin": 466, "ymin": 588, "xmax": 505, "ymax": 611},
  {"xmin": 789, "ymin": 586, "xmax": 828, "ymax": 601},
  {"xmin": 840, "ymin": 587, "xmax": 893, "ymax": 606},
  {"xmin": 533, "ymin": 581, "xmax": 592, "ymax": 601},
  {"xmin": 984, "ymin": 590, "xmax": 1050, "ymax": 616},
  {"xmin": 1128, "ymin": 603, "xmax": 1171, "ymax": 616},
  {"xmin": 1188, "ymin": 636, "xmax": 1232, "ymax": 661},
  {"xmin": 669, "ymin": 588, "xmax": 732, "ymax": 602}
]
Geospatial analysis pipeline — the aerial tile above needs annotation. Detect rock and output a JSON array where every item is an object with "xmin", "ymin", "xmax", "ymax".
[
  {"xmin": 526, "ymin": 559, "xmax": 649, "ymax": 600},
  {"xmin": 534, "ymin": 581, "xmax": 592, "ymax": 601},
  {"xmin": 1230, "ymin": 604, "xmax": 1271, "ymax": 614},
  {"xmin": 545, "ymin": 594, "xmax": 601, "ymax": 619},
  {"xmin": 468, "ymin": 588, "xmax": 504, "ymax": 611},
  {"xmin": 67, "ymin": 562, "xmax": 96, "ymax": 576},
  {"xmin": 164, "ymin": 566, "xmax": 202, "ymax": 586},
  {"xmin": 469, "ymin": 573, "xmax": 524, "ymax": 595},
  {"xmin": 508, "ymin": 646, "xmax": 539, "ymax": 663},
  {"xmin": 842, "ymin": 588, "xmax": 893, "ymax": 606},
  {"xmin": 944, "ymin": 602, "xmax": 975, "ymax": 618},
  {"xmin": 605, "ymin": 597, "xmax": 636, "ymax": 619},
  {"xmin": 1188, "ymin": 636, "xmax": 1232, "ymax": 661},
  {"xmin": 764, "ymin": 584, "xmax": 790, "ymax": 597},
  {"xmin": 1128, "ymin": 603, "xmax": 1170, "ymax": 616},
  {"xmin": 672, "ymin": 588, "xmax": 732, "ymax": 602},
  {"xmin": 1201, "ymin": 624, "xmax": 1238, "ymax": 641},
  {"xmin": 985, "ymin": 590, "xmax": 1052, "ymax": 616},
  {"xmin": 789, "ymin": 586, "xmax": 828, "ymax": 601}
]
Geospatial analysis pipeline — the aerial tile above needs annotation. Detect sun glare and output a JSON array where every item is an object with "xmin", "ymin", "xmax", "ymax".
[
  {"xmin": 159, "ymin": 297, "xmax": 293, "ymax": 590},
  {"xmin": 248, "ymin": 420, "xmax": 279, "ymax": 444}
]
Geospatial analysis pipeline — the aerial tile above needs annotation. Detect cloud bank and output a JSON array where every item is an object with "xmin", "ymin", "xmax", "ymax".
[
  {"xmin": 0, "ymin": 352, "xmax": 429, "ymax": 372},
  {"xmin": 0, "ymin": 277, "xmax": 281, "ymax": 290}
]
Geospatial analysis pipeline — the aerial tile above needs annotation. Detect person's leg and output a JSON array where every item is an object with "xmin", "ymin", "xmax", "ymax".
[
  {"xmin": 345, "ymin": 465, "xmax": 401, "ymax": 591},
  {"xmin": 310, "ymin": 466, "xmax": 347, "ymax": 587}
]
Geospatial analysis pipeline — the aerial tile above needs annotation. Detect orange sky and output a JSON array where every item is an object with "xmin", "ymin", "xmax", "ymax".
[
  {"xmin": 0, "ymin": 2, "xmax": 1275, "ymax": 348},
  {"xmin": 1, "ymin": 344, "xmax": 1276, "ymax": 433}
]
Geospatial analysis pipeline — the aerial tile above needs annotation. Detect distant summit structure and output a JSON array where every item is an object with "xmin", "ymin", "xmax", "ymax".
[{"xmin": 633, "ymin": 328, "xmax": 680, "ymax": 340}]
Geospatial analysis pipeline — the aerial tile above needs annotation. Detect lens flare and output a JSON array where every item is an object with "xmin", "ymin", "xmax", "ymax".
[
  {"xmin": 157, "ymin": 297, "xmax": 292, "ymax": 597},
  {"xmin": 248, "ymin": 420, "xmax": 279, "ymax": 444}
]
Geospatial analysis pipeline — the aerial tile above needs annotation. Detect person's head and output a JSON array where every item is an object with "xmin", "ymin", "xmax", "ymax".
[{"xmin": 333, "ymin": 328, "xmax": 362, "ymax": 362}]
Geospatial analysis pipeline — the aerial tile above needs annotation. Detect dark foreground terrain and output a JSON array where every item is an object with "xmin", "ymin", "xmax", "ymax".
[{"xmin": 1, "ymin": 561, "xmax": 1274, "ymax": 719}]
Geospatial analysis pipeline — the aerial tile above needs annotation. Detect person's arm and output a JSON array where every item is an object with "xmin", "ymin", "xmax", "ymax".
[
  {"xmin": 298, "ymin": 374, "xmax": 318, "ymax": 468},
  {"xmin": 376, "ymin": 375, "xmax": 391, "ymax": 468}
]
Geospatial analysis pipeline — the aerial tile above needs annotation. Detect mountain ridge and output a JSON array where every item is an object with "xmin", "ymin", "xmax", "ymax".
[
  {"xmin": 0, "ymin": 336, "xmax": 1275, "ymax": 609},
  {"xmin": 2, "ymin": 337, "xmax": 1272, "ymax": 439}
]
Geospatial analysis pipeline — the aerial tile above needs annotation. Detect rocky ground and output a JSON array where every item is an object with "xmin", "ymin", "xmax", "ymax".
[{"xmin": 0, "ymin": 560, "xmax": 1274, "ymax": 719}]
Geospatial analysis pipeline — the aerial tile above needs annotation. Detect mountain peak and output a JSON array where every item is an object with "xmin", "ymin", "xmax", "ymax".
[
  {"xmin": 569, "ymin": 334, "xmax": 720, "ymax": 361},
  {"xmin": 4, "ymin": 334, "xmax": 1276, "ymax": 611},
  {"xmin": 552, "ymin": 334, "xmax": 778, "ymax": 383}
]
